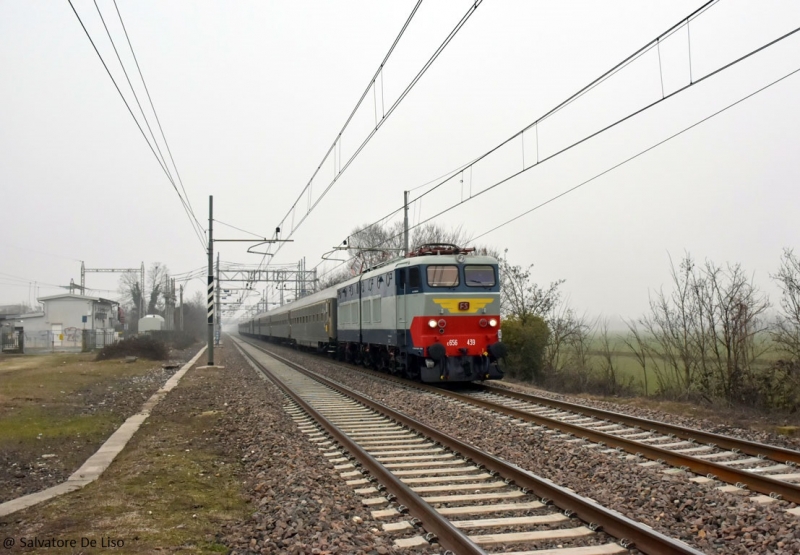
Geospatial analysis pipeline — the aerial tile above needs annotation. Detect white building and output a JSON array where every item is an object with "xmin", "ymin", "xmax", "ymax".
[{"xmin": 7, "ymin": 294, "xmax": 120, "ymax": 353}]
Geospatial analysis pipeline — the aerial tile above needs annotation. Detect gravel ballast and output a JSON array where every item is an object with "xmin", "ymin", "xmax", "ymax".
[
  {"xmin": 255, "ymin": 341, "xmax": 800, "ymax": 555},
  {"xmin": 36, "ymin": 336, "xmax": 782, "ymax": 554},
  {"xmin": 221, "ymin": 342, "xmax": 425, "ymax": 554}
]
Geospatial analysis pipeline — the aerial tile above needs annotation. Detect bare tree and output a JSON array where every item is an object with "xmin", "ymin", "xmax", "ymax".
[
  {"xmin": 499, "ymin": 250, "xmax": 564, "ymax": 325},
  {"xmin": 598, "ymin": 318, "xmax": 619, "ymax": 394},
  {"xmin": 118, "ymin": 262, "xmax": 169, "ymax": 327},
  {"xmin": 0, "ymin": 302, "xmax": 36, "ymax": 315},
  {"xmin": 622, "ymin": 318, "xmax": 650, "ymax": 396},
  {"xmin": 772, "ymin": 248, "xmax": 800, "ymax": 361},
  {"xmin": 641, "ymin": 253, "xmax": 770, "ymax": 403},
  {"xmin": 543, "ymin": 298, "xmax": 583, "ymax": 373},
  {"xmin": 315, "ymin": 266, "xmax": 353, "ymax": 291},
  {"xmin": 640, "ymin": 254, "xmax": 702, "ymax": 398},
  {"xmin": 565, "ymin": 312, "xmax": 596, "ymax": 386},
  {"xmin": 697, "ymin": 260, "xmax": 770, "ymax": 401},
  {"xmin": 344, "ymin": 221, "xmax": 405, "ymax": 273},
  {"xmin": 335, "ymin": 221, "xmax": 478, "ymax": 279}
]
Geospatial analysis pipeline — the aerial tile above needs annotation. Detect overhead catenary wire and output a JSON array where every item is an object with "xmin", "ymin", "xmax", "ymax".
[
  {"xmin": 232, "ymin": 4, "xmax": 783, "ymax": 318},
  {"xmin": 67, "ymin": 0, "xmax": 206, "ymax": 253},
  {"xmin": 257, "ymin": 0, "xmax": 484, "ymax": 272},
  {"xmin": 357, "ymin": 21, "xmax": 800, "ymax": 254},
  {"xmin": 468, "ymin": 65, "xmax": 800, "ymax": 244},
  {"xmin": 213, "ymin": 219, "xmax": 269, "ymax": 239},
  {"xmin": 356, "ymin": 0, "xmax": 721, "ymax": 240},
  {"xmin": 92, "ymin": 0, "xmax": 172, "ymax": 185},
  {"xmin": 300, "ymin": 59, "xmax": 800, "ymax": 297},
  {"xmin": 258, "ymin": 0, "xmax": 423, "ymax": 265},
  {"xmin": 111, "ymin": 0, "xmax": 204, "ymax": 240}
]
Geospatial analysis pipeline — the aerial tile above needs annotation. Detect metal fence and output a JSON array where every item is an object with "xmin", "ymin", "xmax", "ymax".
[
  {"xmin": 82, "ymin": 329, "xmax": 118, "ymax": 351},
  {"xmin": 1, "ymin": 332, "xmax": 22, "ymax": 353},
  {"xmin": 2, "ymin": 329, "xmax": 118, "ymax": 354}
]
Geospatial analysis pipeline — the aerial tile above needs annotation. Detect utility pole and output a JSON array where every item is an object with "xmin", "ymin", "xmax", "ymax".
[
  {"xmin": 171, "ymin": 278, "xmax": 176, "ymax": 330},
  {"xmin": 140, "ymin": 262, "xmax": 145, "ymax": 320},
  {"xmin": 216, "ymin": 252, "xmax": 221, "ymax": 345},
  {"xmin": 207, "ymin": 195, "xmax": 214, "ymax": 365},
  {"xmin": 179, "ymin": 285, "xmax": 184, "ymax": 331},
  {"xmin": 403, "ymin": 190, "xmax": 410, "ymax": 256}
]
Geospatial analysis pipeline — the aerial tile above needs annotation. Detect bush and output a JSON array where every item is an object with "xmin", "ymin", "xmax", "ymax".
[
  {"xmin": 149, "ymin": 330, "xmax": 196, "ymax": 350},
  {"xmin": 743, "ymin": 360, "xmax": 800, "ymax": 411},
  {"xmin": 501, "ymin": 316, "xmax": 549, "ymax": 383},
  {"xmin": 95, "ymin": 335, "xmax": 169, "ymax": 361},
  {"xmin": 170, "ymin": 332, "xmax": 196, "ymax": 350}
]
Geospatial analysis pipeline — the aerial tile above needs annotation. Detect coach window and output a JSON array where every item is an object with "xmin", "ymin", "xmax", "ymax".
[
  {"xmin": 427, "ymin": 265, "xmax": 459, "ymax": 287},
  {"xmin": 465, "ymin": 265, "xmax": 496, "ymax": 287}
]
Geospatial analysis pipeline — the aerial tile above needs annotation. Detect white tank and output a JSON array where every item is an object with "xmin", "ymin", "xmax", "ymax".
[{"xmin": 138, "ymin": 314, "xmax": 165, "ymax": 333}]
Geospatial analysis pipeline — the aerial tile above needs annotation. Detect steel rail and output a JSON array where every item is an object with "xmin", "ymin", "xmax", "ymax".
[
  {"xmin": 237, "ymin": 336, "xmax": 800, "ymax": 502},
  {"xmin": 433, "ymin": 386, "xmax": 800, "ymax": 504},
  {"xmin": 240, "ymin": 338, "xmax": 704, "ymax": 555},
  {"xmin": 235, "ymin": 339, "xmax": 487, "ymax": 555},
  {"xmin": 481, "ymin": 383, "xmax": 800, "ymax": 465}
]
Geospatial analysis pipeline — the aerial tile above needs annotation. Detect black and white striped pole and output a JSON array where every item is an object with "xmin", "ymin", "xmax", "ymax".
[{"xmin": 207, "ymin": 195, "xmax": 215, "ymax": 366}]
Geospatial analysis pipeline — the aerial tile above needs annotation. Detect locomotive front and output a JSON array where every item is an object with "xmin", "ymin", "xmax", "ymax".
[{"xmin": 400, "ymin": 246, "xmax": 506, "ymax": 382}]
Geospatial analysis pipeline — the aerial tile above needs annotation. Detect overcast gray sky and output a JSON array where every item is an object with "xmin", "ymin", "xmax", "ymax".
[{"xmin": 1, "ymin": 1, "xmax": 798, "ymax": 324}]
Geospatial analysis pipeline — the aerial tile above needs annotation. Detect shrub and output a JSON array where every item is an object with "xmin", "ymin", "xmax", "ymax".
[
  {"xmin": 95, "ymin": 335, "xmax": 169, "ymax": 361},
  {"xmin": 744, "ymin": 360, "xmax": 800, "ymax": 411},
  {"xmin": 149, "ymin": 330, "xmax": 196, "ymax": 350},
  {"xmin": 501, "ymin": 315, "xmax": 549, "ymax": 383}
]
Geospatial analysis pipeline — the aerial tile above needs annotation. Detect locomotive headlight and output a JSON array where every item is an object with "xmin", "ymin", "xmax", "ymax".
[
  {"xmin": 488, "ymin": 318, "xmax": 498, "ymax": 327},
  {"xmin": 438, "ymin": 319, "xmax": 446, "ymax": 328},
  {"xmin": 428, "ymin": 319, "xmax": 438, "ymax": 328},
  {"xmin": 479, "ymin": 318, "xmax": 487, "ymax": 328}
]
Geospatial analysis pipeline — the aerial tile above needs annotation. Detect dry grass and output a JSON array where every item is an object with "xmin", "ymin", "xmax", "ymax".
[
  {"xmin": 0, "ymin": 353, "xmax": 157, "ymax": 402},
  {"xmin": 4, "ymin": 366, "xmax": 249, "ymax": 553},
  {"xmin": 0, "ymin": 353, "xmax": 162, "ymax": 455}
]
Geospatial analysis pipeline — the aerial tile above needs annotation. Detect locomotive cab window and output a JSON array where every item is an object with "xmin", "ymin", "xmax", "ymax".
[
  {"xmin": 465, "ymin": 265, "xmax": 496, "ymax": 287},
  {"xmin": 427, "ymin": 265, "xmax": 459, "ymax": 287}
]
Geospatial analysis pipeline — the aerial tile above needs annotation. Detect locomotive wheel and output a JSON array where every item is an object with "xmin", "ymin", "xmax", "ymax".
[{"xmin": 377, "ymin": 350, "xmax": 391, "ymax": 374}]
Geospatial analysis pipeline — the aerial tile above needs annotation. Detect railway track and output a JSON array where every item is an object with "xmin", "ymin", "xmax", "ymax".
[
  {"xmin": 242, "ymin": 336, "xmax": 800, "ymax": 507},
  {"xmin": 234, "ymin": 336, "xmax": 703, "ymax": 555},
  {"xmin": 458, "ymin": 385, "xmax": 800, "ymax": 502}
]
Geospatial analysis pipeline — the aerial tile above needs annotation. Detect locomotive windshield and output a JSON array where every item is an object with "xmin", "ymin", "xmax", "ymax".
[
  {"xmin": 465, "ymin": 265, "xmax": 496, "ymax": 286},
  {"xmin": 427, "ymin": 265, "xmax": 459, "ymax": 287}
]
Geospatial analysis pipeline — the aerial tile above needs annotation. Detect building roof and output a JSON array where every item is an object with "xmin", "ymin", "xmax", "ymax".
[
  {"xmin": 37, "ymin": 293, "xmax": 118, "ymax": 305},
  {"xmin": 0, "ymin": 311, "xmax": 44, "ymax": 322}
]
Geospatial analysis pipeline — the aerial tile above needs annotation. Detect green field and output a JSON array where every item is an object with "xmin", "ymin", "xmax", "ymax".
[{"xmin": 576, "ymin": 333, "xmax": 786, "ymax": 397}]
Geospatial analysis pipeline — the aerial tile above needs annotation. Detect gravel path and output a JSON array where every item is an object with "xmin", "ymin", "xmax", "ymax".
[{"xmin": 257, "ymin": 341, "xmax": 800, "ymax": 555}]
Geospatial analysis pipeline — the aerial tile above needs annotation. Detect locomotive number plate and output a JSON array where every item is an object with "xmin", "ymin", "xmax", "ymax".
[{"xmin": 458, "ymin": 301, "xmax": 470, "ymax": 311}]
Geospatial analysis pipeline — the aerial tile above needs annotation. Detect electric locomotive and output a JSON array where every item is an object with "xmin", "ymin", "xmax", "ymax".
[{"xmin": 239, "ymin": 244, "xmax": 506, "ymax": 383}]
